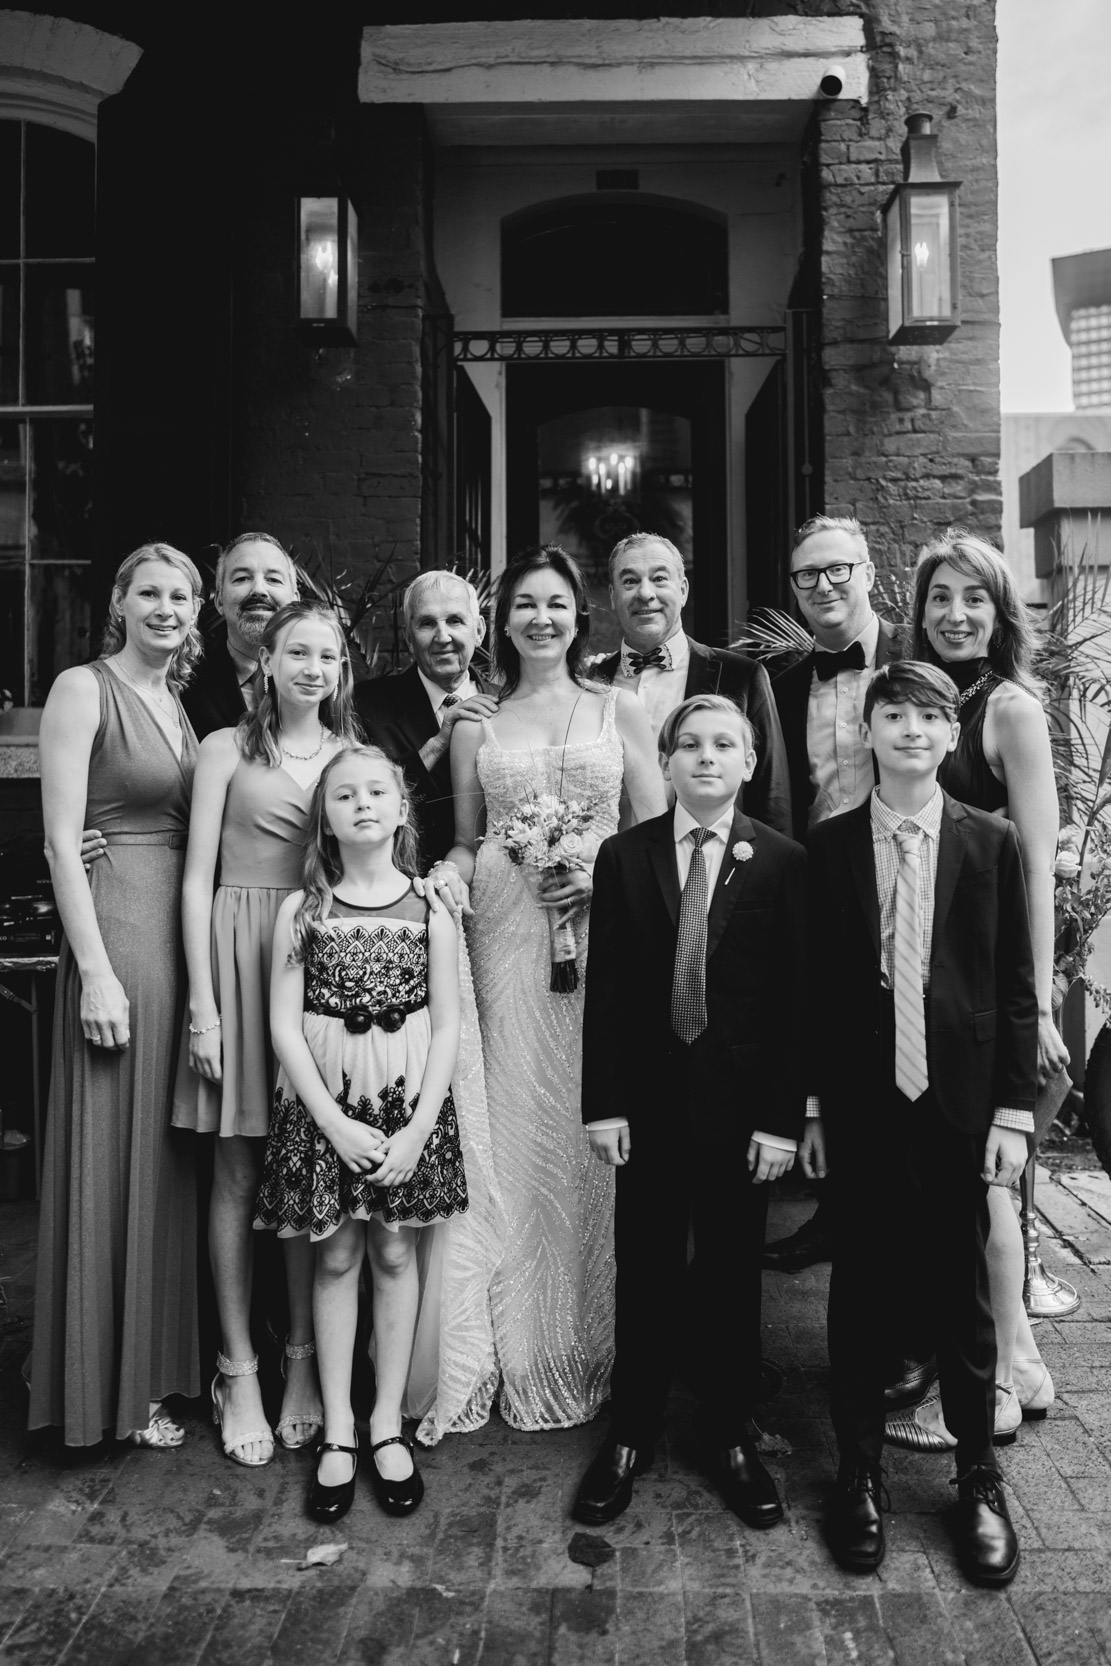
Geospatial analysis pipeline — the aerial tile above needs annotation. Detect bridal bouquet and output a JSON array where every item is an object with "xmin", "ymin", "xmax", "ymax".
[{"xmin": 489, "ymin": 794, "xmax": 600, "ymax": 993}]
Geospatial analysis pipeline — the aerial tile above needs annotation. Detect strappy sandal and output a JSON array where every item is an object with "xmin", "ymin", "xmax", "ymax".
[
  {"xmin": 275, "ymin": 1337, "xmax": 323, "ymax": 1451},
  {"xmin": 211, "ymin": 1351, "xmax": 274, "ymax": 1467},
  {"xmin": 128, "ymin": 1402, "xmax": 185, "ymax": 1448}
]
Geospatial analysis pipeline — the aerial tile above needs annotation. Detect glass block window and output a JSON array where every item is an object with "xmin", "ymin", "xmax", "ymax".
[{"xmin": 0, "ymin": 120, "xmax": 95, "ymax": 706}]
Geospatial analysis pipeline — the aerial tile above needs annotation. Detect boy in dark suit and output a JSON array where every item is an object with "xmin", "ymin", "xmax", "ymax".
[
  {"xmin": 803, "ymin": 660, "xmax": 1036, "ymax": 1588},
  {"xmin": 573, "ymin": 694, "xmax": 806, "ymax": 1529}
]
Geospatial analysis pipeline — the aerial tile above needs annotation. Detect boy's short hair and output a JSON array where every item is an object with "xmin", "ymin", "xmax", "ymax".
[
  {"xmin": 863, "ymin": 660, "xmax": 960, "ymax": 725},
  {"xmin": 657, "ymin": 694, "xmax": 755, "ymax": 758}
]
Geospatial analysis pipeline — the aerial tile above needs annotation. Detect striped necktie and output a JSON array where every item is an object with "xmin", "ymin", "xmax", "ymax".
[
  {"xmin": 893, "ymin": 823, "xmax": 929, "ymax": 1101},
  {"xmin": 671, "ymin": 827, "xmax": 710, "ymax": 1044}
]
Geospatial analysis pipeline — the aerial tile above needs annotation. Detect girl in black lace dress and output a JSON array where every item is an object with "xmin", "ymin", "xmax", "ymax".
[{"xmin": 256, "ymin": 746, "xmax": 465, "ymax": 1523}]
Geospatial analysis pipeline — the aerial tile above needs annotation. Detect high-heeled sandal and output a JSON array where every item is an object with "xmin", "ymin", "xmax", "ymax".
[
  {"xmin": 369, "ymin": 1433, "xmax": 424, "ymax": 1516},
  {"xmin": 275, "ymin": 1338, "xmax": 323, "ymax": 1451},
  {"xmin": 308, "ymin": 1433, "xmax": 359, "ymax": 1524},
  {"xmin": 128, "ymin": 1402, "xmax": 185, "ymax": 1448},
  {"xmin": 211, "ymin": 1352, "xmax": 274, "ymax": 1467}
]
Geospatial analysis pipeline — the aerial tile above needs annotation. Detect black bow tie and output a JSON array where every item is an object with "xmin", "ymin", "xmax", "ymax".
[
  {"xmin": 813, "ymin": 642, "xmax": 866, "ymax": 681},
  {"xmin": 625, "ymin": 644, "xmax": 671, "ymax": 675}
]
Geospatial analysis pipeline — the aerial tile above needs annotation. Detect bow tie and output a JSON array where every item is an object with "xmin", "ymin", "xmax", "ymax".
[
  {"xmin": 624, "ymin": 643, "xmax": 672, "ymax": 676},
  {"xmin": 813, "ymin": 642, "xmax": 866, "ymax": 681}
]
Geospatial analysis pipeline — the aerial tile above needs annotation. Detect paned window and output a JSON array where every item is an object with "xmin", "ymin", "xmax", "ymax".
[{"xmin": 0, "ymin": 120, "xmax": 95, "ymax": 706}]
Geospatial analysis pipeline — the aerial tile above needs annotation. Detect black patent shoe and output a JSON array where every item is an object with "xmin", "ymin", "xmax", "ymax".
[
  {"xmin": 951, "ymin": 1466, "xmax": 1020, "ymax": 1587},
  {"xmin": 827, "ymin": 1460, "xmax": 887, "ymax": 1572},
  {"xmin": 369, "ymin": 1433, "xmax": 424, "ymax": 1516},
  {"xmin": 572, "ymin": 1440, "xmax": 654, "ymax": 1526},
  {"xmin": 884, "ymin": 1355, "xmax": 939, "ymax": 1413},
  {"xmin": 307, "ymin": 1434, "xmax": 358, "ymax": 1524},
  {"xmin": 718, "ymin": 1423, "xmax": 784, "ymax": 1529}
]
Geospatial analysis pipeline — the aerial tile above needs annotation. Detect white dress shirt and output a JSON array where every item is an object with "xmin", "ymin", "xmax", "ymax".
[
  {"xmin": 587, "ymin": 802, "xmax": 796, "ymax": 1154},
  {"xmin": 618, "ymin": 626, "xmax": 689, "ymax": 744},
  {"xmin": 806, "ymin": 612, "xmax": 881, "ymax": 829},
  {"xmin": 417, "ymin": 667, "xmax": 476, "ymax": 726}
]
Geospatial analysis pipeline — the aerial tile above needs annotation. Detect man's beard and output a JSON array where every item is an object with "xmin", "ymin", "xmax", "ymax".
[{"xmin": 235, "ymin": 604, "xmax": 275, "ymax": 647}]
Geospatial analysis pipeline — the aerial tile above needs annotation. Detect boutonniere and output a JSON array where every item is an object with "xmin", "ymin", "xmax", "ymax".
[{"xmin": 732, "ymin": 840, "xmax": 754, "ymax": 862}]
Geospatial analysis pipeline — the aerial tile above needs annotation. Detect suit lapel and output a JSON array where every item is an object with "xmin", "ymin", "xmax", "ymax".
[
  {"xmin": 706, "ymin": 811, "xmax": 755, "ymax": 962},
  {"xmin": 931, "ymin": 793, "xmax": 967, "ymax": 955},
  {"xmin": 398, "ymin": 665, "xmax": 439, "ymax": 749},
  {"xmin": 683, "ymin": 638, "xmax": 716, "ymax": 699},
  {"xmin": 645, "ymin": 813, "xmax": 681, "ymax": 927},
  {"xmin": 845, "ymin": 806, "xmax": 882, "ymax": 966}
]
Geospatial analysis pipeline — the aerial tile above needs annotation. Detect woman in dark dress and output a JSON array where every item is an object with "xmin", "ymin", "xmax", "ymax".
[
  {"xmin": 30, "ymin": 544, "xmax": 204, "ymax": 1447},
  {"xmin": 892, "ymin": 530, "xmax": 1066, "ymax": 1446}
]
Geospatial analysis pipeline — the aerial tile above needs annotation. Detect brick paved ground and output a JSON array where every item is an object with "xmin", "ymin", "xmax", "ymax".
[{"xmin": 1, "ymin": 1175, "xmax": 1110, "ymax": 1666}]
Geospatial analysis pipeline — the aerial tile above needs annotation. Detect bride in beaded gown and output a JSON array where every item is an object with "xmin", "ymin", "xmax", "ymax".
[{"xmin": 416, "ymin": 546, "xmax": 664, "ymax": 1440}]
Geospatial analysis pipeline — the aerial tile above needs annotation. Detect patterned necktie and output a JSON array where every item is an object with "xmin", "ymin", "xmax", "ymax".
[
  {"xmin": 625, "ymin": 643, "xmax": 672, "ymax": 676},
  {"xmin": 671, "ymin": 827, "xmax": 710, "ymax": 1044},
  {"xmin": 439, "ymin": 695, "xmax": 459, "ymax": 725},
  {"xmin": 893, "ymin": 823, "xmax": 929, "ymax": 1101}
]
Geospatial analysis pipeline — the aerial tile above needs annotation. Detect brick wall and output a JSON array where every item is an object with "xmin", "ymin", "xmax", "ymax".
[{"xmin": 802, "ymin": 0, "xmax": 1001, "ymax": 569}]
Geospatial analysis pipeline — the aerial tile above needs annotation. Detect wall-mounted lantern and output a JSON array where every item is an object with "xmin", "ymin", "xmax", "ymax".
[
  {"xmin": 296, "ymin": 192, "xmax": 358, "ymax": 344},
  {"xmin": 883, "ymin": 113, "xmax": 961, "ymax": 345}
]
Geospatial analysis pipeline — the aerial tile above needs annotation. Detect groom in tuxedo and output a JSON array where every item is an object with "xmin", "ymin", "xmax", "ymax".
[
  {"xmin": 574, "ymin": 694, "xmax": 805, "ymax": 1528},
  {"xmin": 592, "ymin": 533, "xmax": 792, "ymax": 837},
  {"xmin": 354, "ymin": 571, "xmax": 498, "ymax": 864}
]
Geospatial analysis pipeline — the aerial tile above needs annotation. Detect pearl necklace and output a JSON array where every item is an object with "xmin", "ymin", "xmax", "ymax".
[
  {"xmin": 111, "ymin": 656, "xmax": 176, "ymax": 717},
  {"xmin": 281, "ymin": 723, "xmax": 327, "ymax": 761},
  {"xmin": 957, "ymin": 669, "xmax": 994, "ymax": 709}
]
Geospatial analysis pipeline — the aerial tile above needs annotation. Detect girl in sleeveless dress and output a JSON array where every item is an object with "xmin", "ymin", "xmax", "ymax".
[
  {"xmin": 175, "ymin": 599, "xmax": 360, "ymax": 1466},
  {"xmin": 256, "ymin": 746, "xmax": 465, "ymax": 1523},
  {"xmin": 424, "ymin": 545, "xmax": 665, "ymax": 1437},
  {"xmin": 32, "ymin": 544, "xmax": 204, "ymax": 1447}
]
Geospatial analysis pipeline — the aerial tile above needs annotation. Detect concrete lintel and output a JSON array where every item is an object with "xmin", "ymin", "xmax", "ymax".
[
  {"xmin": 0, "ymin": 10, "xmax": 142, "ymax": 140},
  {"xmin": 360, "ymin": 17, "xmax": 868, "ymax": 109},
  {"xmin": 1019, "ymin": 451, "xmax": 1111, "ymax": 527}
]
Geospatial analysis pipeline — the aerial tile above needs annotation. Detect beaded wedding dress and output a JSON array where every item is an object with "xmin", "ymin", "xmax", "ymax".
[{"xmin": 416, "ymin": 688, "xmax": 623, "ymax": 1439}]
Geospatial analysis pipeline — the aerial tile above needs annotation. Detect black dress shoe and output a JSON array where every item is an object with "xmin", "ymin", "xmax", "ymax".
[
  {"xmin": 951, "ymin": 1466, "xmax": 1020, "ymax": 1587},
  {"xmin": 308, "ymin": 1434, "xmax": 358, "ymax": 1524},
  {"xmin": 572, "ymin": 1440, "xmax": 653, "ymax": 1526},
  {"xmin": 718, "ymin": 1424, "xmax": 784, "ymax": 1529},
  {"xmin": 369, "ymin": 1433, "xmax": 424, "ymax": 1516},
  {"xmin": 827, "ymin": 1461, "xmax": 886, "ymax": 1572},
  {"xmin": 762, "ymin": 1212, "xmax": 834, "ymax": 1271},
  {"xmin": 883, "ymin": 1355, "xmax": 938, "ymax": 1413}
]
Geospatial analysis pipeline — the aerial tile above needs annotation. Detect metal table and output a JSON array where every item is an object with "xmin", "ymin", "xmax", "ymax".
[{"xmin": 0, "ymin": 952, "xmax": 57, "ymax": 1197}]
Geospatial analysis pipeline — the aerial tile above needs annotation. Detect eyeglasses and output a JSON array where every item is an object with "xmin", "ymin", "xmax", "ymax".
[{"xmin": 790, "ymin": 561, "xmax": 867, "ymax": 591}]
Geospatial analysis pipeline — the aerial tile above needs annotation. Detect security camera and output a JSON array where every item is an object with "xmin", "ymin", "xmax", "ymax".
[{"xmin": 819, "ymin": 64, "xmax": 845, "ymax": 98}]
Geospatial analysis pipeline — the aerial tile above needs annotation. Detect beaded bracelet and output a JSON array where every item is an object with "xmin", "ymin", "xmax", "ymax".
[{"xmin": 188, "ymin": 1017, "xmax": 222, "ymax": 1036}]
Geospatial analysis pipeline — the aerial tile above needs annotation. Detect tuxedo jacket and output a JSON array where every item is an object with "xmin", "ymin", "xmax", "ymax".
[
  {"xmin": 593, "ymin": 636, "xmax": 792, "ymax": 838},
  {"xmin": 353, "ymin": 663, "xmax": 495, "ymax": 866},
  {"xmin": 581, "ymin": 808, "xmax": 806, "ymax": 1145},
  {"xmin": 806, "ymin": 791, "xmax": 1039, "ymax": 1136},
  {"xmin": 181, "ymin": 617, "xmax": 248, "ymax": 742},
  {"xmin": 772, "ymin": 615, "xmax": 902, "ymax": 842}
]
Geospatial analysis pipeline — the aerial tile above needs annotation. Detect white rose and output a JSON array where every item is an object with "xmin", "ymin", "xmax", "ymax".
[
  {"xmin": 1054, "ymin": 850, "xmax": 1082, "ymax": 879},
  {"xmin": 558, "ymin": 832, "xmax": 583, "ymax": 857}
]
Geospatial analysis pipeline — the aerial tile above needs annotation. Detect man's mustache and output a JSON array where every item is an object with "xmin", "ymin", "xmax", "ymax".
[{"xmin": 238, "ymin": 595, "xmax": 276, "ymax": 613}]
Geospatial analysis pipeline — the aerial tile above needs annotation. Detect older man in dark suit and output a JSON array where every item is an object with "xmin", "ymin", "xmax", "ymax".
[
  {"xmin": 592, "ymin": 533, "xmax": 791, "ymax": 837},
  {"xmin": 762, "ymin": 515, "xmax": 901, "ymax": 1276},
  {"xmin": 353, "ymin": 572, "xmax": 498, "ymax": 865}
]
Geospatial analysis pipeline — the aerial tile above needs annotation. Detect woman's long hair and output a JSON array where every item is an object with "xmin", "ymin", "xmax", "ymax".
[
  {"xmin": 492, "ymin": 544, "xmax": 591, "ymax": 698},
  {"xmin": 237, "ymin": 598, "xmax": 361, "ymax": 765},
  {"xmin": 910, "ymin": 528, "xmax": 1041, "ymax": 697},
  {"xmin": 289, "ymin": 745, "xmax": 421, "ymax": 963},
  {"xmin": 98, "ymin": 543, "xmax": 205, "ymax": 690}
]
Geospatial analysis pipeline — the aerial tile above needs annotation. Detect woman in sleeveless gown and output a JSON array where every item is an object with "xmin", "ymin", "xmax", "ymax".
[
  {"xmin": 31, "ymin": 544, "xmax": 204, "ymax": 1447},
  {"xmin": 174, "ymin": 599, "xmax": 359, "ymax": 1465},
  {"xmin": 418, "ymin": 545, "xmax": 665, "ymax": 1438},
  {"xmin": 891, "ymin": 530, "xmax": 1068, "ymax": 1445}
]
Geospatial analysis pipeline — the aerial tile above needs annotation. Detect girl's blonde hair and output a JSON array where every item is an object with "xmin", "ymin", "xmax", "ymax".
[
  {"xmin": 237, "ymin": 598, "xmax": 361, "ymax": 765},
  {"xmin": 99, "ymin": 543, "xmax": 204, "ymax": 690},
  {"xmin": 289, "ymin": 744, "xmax": 421, "ymax": 963}
]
